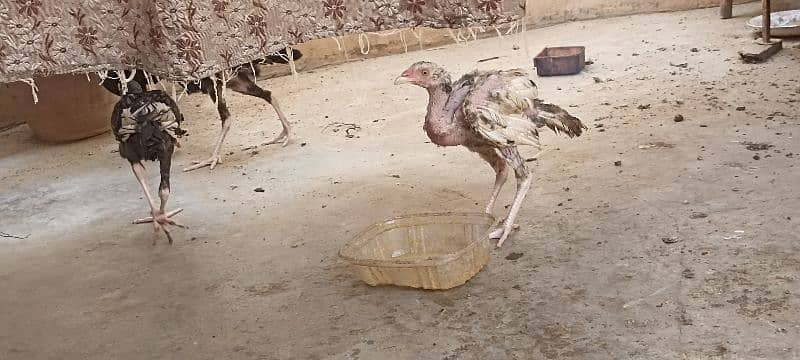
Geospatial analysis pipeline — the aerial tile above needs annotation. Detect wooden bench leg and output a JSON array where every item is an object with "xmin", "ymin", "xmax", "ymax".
[
  {"xmin": 720, "ymin": 0, "xmax": 733, "ymax": 19},
  {"xmin": 762, "ymin": 0, "xmax": 771, "ymax": 42}
]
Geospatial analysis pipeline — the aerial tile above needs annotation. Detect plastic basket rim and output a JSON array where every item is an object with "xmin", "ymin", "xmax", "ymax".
[{"xmin": 339, "ymin": 212, "xmax": 497, "ymax": 268}]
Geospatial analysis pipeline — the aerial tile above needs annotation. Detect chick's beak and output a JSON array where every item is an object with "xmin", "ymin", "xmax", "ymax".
[
  {"xmin": 394, "ymin": 76, "xmax": 411, "ymax": 85},
  {"xmin": 394, "ymin": 69, "xmax": 413, "ymax": 85}
]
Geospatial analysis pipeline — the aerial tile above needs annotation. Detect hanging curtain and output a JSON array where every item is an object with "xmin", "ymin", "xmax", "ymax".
[{"xmin": 0, "ymin": 0, "xmax": 525, "ymax": 83}]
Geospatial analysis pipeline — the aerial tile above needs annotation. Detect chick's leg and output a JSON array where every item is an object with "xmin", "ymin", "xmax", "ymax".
[
  {"xmin": 129, "ymin": 163, "xmax": 165, "ymax": 239},
  {"xmin": 226, "ymin": 74, "xmax": 291, "ymax": 147},
  {"xmin": 264, "ymin": 96, "xmax": 291, "ymax": 146},
  {"xmin": 489, "ymin": 148, "xmax": 529, "ymax": 247},
  {"xmin": 478, "ymin": 148, "xmax": 509, "ymax": 215},
  {"xmin": 492, "ymin": 174, "xmax": 531, "ymax": 247},
  {"xmin": 184, "ymin": 79, "xmax": 231, "ymax": 172},
  {"xmin": 132, "ymin": 148, "xmax": 184, "ymax": 244}
]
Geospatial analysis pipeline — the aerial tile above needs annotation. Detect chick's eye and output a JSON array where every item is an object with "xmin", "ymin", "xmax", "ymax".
[{"xmin": 422, "ymin": 70, "xmax": 429, "ymax": 76}]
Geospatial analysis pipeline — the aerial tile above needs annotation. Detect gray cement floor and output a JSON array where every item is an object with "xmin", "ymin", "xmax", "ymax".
[{"xmin": 1, "ymin": 3, "xmax": 799, "ymax": 359}]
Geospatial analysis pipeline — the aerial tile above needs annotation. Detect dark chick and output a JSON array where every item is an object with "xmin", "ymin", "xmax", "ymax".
[
  {"xmin": 102, "ymin": 47, "xmax": 303, "ymax": 172},
  {"xmin": 395, "ymin": 61, "xmax": 586, "ymax": 247},
  {"xmin": 111, "ymin": 81, "xmax": 186, "ymax": 244}
]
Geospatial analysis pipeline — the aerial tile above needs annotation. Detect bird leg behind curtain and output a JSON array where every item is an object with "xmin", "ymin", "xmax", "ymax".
[
  {"xmin": 225, "ymin": 72, "xmax": 291, "ymax": 147},
  {"xmin": 183, "ymin": 70, "xmax": 292, "ymax": 172},
  {"xmin": 183, "ymin": 77, "xmax": 230, "ymax": 172}
]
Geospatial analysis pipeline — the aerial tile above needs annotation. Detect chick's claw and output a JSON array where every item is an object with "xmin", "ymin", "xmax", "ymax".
[
  {"xmin": 264, "ymin": 131, "xmax": 290, "ymax": 147},
  {"xmin": 488, "ymin": 223, "xmax": 520, "ymax": 247},
  {"xmin": 183, "ymin": 155, "xmax": 223, "ymax": 172},
  {"xmin": 133, "ymin": 208, "xmax": 186, "ymax": 245},
  {"xmin": 133, "ymin": 208, "xmax": 184, "ymax": 225}
]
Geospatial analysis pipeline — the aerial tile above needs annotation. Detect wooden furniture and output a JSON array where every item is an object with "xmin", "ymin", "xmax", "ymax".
[
  {"xmin": 722, "ymin": 0, "xmax": 781, "ymax": 63},
  {"xmin": 721, "ymin": 0, "xmax": 734, "ymax": 18},
  {"xmin": 720, "ymin": 0, "xmax": 773, "ymax": 42}
]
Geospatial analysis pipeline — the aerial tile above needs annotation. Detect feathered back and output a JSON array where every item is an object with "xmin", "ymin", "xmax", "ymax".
[
  {"xmin": 111, "ymin": 90, "xmax": 183, "ymax": 162},
  {"xmin": 461, "ymin": 69, "xmax": 585, "ymax": 148}
]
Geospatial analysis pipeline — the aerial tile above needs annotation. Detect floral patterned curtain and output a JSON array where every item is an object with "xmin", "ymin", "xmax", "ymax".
[{"xmin": 0, "ymin": 0, "xmax": 524, "ymax": 83}]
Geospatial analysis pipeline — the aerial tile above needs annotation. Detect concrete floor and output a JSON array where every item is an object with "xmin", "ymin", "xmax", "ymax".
[{"xmin": 1, "ymin": 3, "xmax": 799, "ymax": 359}]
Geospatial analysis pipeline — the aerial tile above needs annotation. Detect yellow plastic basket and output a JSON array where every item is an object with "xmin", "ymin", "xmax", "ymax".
[{"xmin": 339, "ymin": 212, "xmax": 496, "ymax": 290}]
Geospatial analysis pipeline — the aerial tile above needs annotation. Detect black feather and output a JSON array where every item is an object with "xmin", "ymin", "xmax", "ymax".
[
  {"xmin": 111, "ymin": 88, "xmax": 183, "ymax": 164},
  {"xmin": 101, "ymin": 71, "xmax": 159, "ymax": 97}
]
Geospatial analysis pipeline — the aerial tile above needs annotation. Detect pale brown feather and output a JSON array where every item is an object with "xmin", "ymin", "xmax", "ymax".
[{"xmin": 462, "ymin": 69, "xmax": 583, "ymax": 148}]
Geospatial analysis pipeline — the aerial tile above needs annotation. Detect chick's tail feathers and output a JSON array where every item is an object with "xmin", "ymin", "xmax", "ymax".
[{"xmin": 532, "ymin": 99, "xmax": 586, "ymax": 138}]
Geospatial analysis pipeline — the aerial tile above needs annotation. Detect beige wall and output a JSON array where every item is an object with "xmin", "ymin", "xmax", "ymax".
[
  {"xmin": 273, "ymin": 0, "xmax": 772, "ymax": 74},
  {"xmin": 526, "ymin": 0, "xmax": 798, "ymax": 25},
  {"xmin": 528, "ymin": 0, "xmax": 730, "ymax": 25}
]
